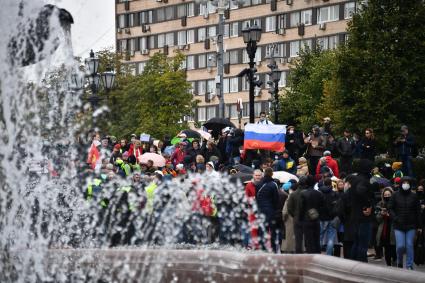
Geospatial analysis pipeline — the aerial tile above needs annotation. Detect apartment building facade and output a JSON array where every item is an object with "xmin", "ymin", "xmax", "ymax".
[{"xmin": 115, "ymin": 0, "xmax": 356, "ymax": 125}]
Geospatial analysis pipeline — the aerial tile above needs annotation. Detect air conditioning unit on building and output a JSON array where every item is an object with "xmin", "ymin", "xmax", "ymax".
[
  {"xmin": 141, "ymin": 49, "xmax": 149, "ymax": 55},
  {"xmin": 125, "ymin": 28, "xmax": 131, "ymax": 34},
  {"xmin": 142, "ymin": 24, "xmax": 150, "ymax": 33},
  {"xmin": 117, "ymin": 28, "xmax": 122, "ymax": 34},
  {"xmin": 254, "ymin": 88, "xmax": 261, "ymax": 97},
  {"xmin": 156, "ymin": 0, "xmax": 162, "ymax": 2},
  {"xmin": 286, "ymin": 0, "xmax": 293, "ymax": 5},
  {"xmin": 185, "ymin": 44, "xmax": 190, "ymax": 50},
  {"xmin": 130, "ymin": 50, "xmax": 135, "ymax": 57},
  {"xmin": 203, "ymin": 13, "xmax": 209, "ymax": 19},
  {"xmin": 277, "ymin": 28, "xmax": 286, "ymax": 35},
  {"xmin": 319, "ymin": 23, "xmax": 327, "ymax": 30},
  {"xmin": 280, "ymin": 57, "xmax": 288, "ymax": 64}
]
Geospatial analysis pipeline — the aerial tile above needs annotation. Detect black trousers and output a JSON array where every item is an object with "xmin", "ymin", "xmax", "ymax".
[
  {"xmin": 340, "ymin": 156, "xmax": 353, "ymax": 174},
  {"xmin": 303, "ymin": 221, "xmax": 321, "ymax": 254},
  {"xmin": 383, "ymin": 242, "xmax": 396, "ymax": 266},
  {"xmin": 294, "ymin": 221, "xmax": 304, "ymax": 253}
]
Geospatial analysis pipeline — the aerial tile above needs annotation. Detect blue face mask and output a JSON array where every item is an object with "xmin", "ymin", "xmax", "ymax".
[{"xmin": 282, "ymin": 182, "xmax": 292, "ymax": 192}]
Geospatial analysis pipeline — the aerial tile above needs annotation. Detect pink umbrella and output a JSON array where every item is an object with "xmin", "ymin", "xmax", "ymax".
[{"xmin": 138, "ymin": 153, "xmax": 166, "ymax": 167}]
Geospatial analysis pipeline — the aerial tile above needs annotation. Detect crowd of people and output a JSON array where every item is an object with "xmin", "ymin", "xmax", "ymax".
[{"xmin": 81, "ymin": 113, "xmax": 424, "ymax": 270}]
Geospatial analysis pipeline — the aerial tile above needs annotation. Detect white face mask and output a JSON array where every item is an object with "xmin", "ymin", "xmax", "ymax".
[{"xmin": 402, "ymin": 183, "xmax": 410, "ymax": 191}]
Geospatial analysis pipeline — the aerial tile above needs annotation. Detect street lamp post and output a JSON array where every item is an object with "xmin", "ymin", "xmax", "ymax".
[
  {"xmin": 196, "ymin": 0, "xmax": 244, "ymax": 119},
  {"xmin": 241, "ymin": 24, "xmax": 262, "ymax": 123},
  {"xmin": 83, "ymin": 49, "xmax": 116, "ymax": 109},
  {"xmin": 266, "ymin": 46, "xmax": 282, "ymax": 124}
]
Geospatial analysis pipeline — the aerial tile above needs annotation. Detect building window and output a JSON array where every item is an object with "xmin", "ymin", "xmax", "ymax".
[
  {"xmin": 207, "ymin": 53, "xmax": 216, "ymax": 67},
  {"xmin": 197, "ymin": 80, "xmax": 206, "ymax": 95},
  {"xmin": 157, "ymin": 34, "xmax": 165, "ymax": 48},
  {"xmin": 228, "ymin": 104, "xmax": 238, "ymax": 118},
  {"xmin": 165, "ymin": 6, "xmax": 174, "ymax": 21},
  {"xmin": 344, "ymin": 2, "xmax": 356, "ymax": 19},
  {"xmin": 242, "ymin": 50, "xmax": 249, "ymax": 64},
  {"xmin": 207, "ymin": 2, "xmax": 217, "ymax": 14},
  {"xmin": 301, "ymin": 9, "xmax": 312, "ymax": 25},
  {"xmin": 223, "ymin": 78, "xmax": 230, "ymax": 93},
  {"xmin": 230, "ymin": 77, "xmax": 239, "ymax": 93},
  {"xmin": 197, "ymin": 107, "xmax": 206, "ymax": 121},
  {"xmin": 318, "ymin": 5, "xmax": 340, "ymax": 24},
  {"xmin": 199, "ymin": 3, "xmax": 208, "ymax": 16},
  {"xmin": 139, "ymin": 37, "xmax": 148, "ymax": 50},
  {"xmin": 119, "ymin": 14, "xmax": 125, "ymax": 28},
  {"xmin": 138, "ymin": 62, "xmax": 146, "ymax": 74},
  {"xmin": 149, "ymin": 36, "xmax": 155, "ymax": 49},
  {"xmin": 129, "ymin": 38, "xmax": 136, "ymax": 51},
  {"xmin": 301, "ymin": 39, "xmax": 312, "ymax": 51},
  {"xmin": 254, "ymin": 102, "xmax": 263, "ymax": 117},
  {"xmin": 120, "ymin": 40, "xmax": 127, "ymax": 51},
  {"xmin": 198, "ymin": 54, "xmax": 206, "ymax": 68},
  {"xmin": 157, "ymin": 8, "xmax": 165, "ymax": 22},
  {"xmin": 178, "ymin": 31, "xmax": 187, "ymax": 46},
  {"xmin": 208, "ymin": 26, "xmax": 217, "ymax": 38},
  {"xmin": 187, "ymin": 29, "xmax": 195, "ymax": 44},
  {"xmin": 279, "ymin": 72, "xmax": 287, "ymax": 87},
  {"xmin": 252, "ymin": 0, "xmax": 261, "ymax": 5},
  {"xmin": 316, "ymin": 37, "xmax": 328, "ymax": 50},
  {"xmin": 207, "ymin": 80, "xmax": 215, "ymax": 95},
  {"xmin": 242, "ymin": 102, "xmax": 249, "ymax": 117},
  {"xmin": 290, "ymin": 41, "xmax": 300, "ymax": 57},
  {"xmin": 128, "ymin": 13, "xmax": 135, "ymax": 27},
  {"xmin": 230, "ymin": 22, "xmax": 239, "ymax": 37},
  {"xmin": 265, "ymin": 16, "xmax": 276, "ymax": 32},
  {"xmin": 187, "ymin": 55, "xmax": 195, "ymax": 70},
  {"xmin": 187, "ymin": 3, "xmax": 195, "ymax": 17},
  {"xmin": 229, "ymin": 50, "xmax": 239, "ymax": 64},
  {"xmin": 207, "ymin": 106, "xmax": 216, "ymax": 120},
  {"xmin": 255, "ymin": 47, "xmax": 261, "ymax": 62},
  {"xmin": 198, "ymin": 27, "xmax": 206, "ymax": 42},
  {"xmin": 328, "ymin": 35, "xmax": 339, "ymax": 49},
  {"xmin": 290, "ymin": 12, "xmax": 300, "ymax": 28},
  {"xmin": 189, "ymin": 81, "xmax": 195, "ymax": 95},
  {"xmin": 265, "ymin": 44, "xmax": 279, "ymax": 58},
  {"xmin": 166, "ymin": 32, "xmax": 174, "ymax": 47},
  {"xmin": 177, "ymin": 5, "xmax": 186, "ymax": 18},
  {"xmin": 242, "ymin": 77, "xmax": 249, "ymax": 91},
  {"xmin": 139, "ymin": 11, "xmax": 153, "ymax": 24},
  {"xmin": 229, "ymin": 1, "xmax": 238, "ymax": 9},
  {"xmin": 224, "ymin": 24, "xmax": 230, "ymax": 38}
]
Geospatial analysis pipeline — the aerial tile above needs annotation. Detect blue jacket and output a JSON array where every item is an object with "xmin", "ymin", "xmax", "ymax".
[{"xmin": 275, "ymin": 157, "xmax": 296, "ymax": 174}]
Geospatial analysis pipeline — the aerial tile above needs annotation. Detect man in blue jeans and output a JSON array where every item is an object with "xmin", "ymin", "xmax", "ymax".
[
  {"xmin": 389, "ymin": 177, "xmax": 422, "ymax": 269},
  {"xmin": 318, "ymin": 177, "xmax": 338, "ymax": 255}
]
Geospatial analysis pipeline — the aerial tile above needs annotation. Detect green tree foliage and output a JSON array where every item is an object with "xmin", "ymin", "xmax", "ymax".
[
  {"xmin": 99, "ymin": 51, "xmax": 195, "ymax": 139},
  {"xmin": 336, "ymin": 0, "xmax": 425, "ymax": 147},
  {"xmin": 279, "ymin": 47, "xmax": 338, "ymax": 132}
]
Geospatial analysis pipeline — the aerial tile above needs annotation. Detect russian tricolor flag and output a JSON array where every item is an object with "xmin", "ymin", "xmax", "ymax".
[{"xmin": 244, "ymin": 124, "xmax": 286, "ymax": 152}]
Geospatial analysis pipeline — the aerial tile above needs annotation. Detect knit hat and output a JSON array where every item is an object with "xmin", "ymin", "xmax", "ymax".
[
  {"xmin": 122, "ymin": 151, "xmax": 129, "ymax": 158},
  {"xmin": 323, "ymin": 150, "xmax": 331, "ymax": 156},
  {"xmin": 394, "ymin": 177, "xmax": 401, "ymax": 184},
  {"xmin": 114, "ymin": 144, "xmax": 121, "ymax": 150},
  {"xmin": 392, "ymin": 162, "xmax": 403, "ymax": 171},
  {"xmin": 207, "ymin": 161, "xmax": 215, "ymax": 170}
]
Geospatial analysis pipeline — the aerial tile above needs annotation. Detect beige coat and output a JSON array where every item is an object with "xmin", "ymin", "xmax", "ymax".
[
  {"xmin": 281, "ymin": 192, "xmax": 295, "ymax": 253},
  {"xmin": 296, "ymin": 163, "xmax": 309, "ymax": 177}
]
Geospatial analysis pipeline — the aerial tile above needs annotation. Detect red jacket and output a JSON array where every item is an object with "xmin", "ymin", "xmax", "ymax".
[
  {"xmin": 245, "ymin": 181, "xmax": 256, "ymax": 198},
  {"xmin": 171, "ymin": 148, "xmax": 185, "ymax": 166},
  {"xmin": 316, "ymin": 155, "xmax": 339, "ymax": 178}
]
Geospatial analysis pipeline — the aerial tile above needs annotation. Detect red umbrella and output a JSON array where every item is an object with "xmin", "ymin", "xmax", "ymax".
[{"xmin": 138, "ymin": 153, "xmax": 166, "ymax": 167}]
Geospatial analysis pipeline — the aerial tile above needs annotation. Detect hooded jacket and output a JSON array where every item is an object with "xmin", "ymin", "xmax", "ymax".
[{"xmin": 315, "ymin": 155, "xmax": 339, "ymax": 178}]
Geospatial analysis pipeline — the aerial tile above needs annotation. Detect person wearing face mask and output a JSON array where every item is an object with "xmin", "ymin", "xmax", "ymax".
[
  {"xmin": 285, "ymin": 126, "xmax": 304, "ymax": 164},
  {"xmin": 388, "ymin": 177, "xmax": 422, "ymax": 269},
  {"xmin": 376, "ymin": 188, "xmax": 396, "ymax": 266}
]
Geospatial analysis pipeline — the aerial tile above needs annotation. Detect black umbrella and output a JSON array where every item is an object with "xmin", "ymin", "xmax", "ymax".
[
  {"xmin": 181, "ymin": 129, "xmax": 201, "ymax": 139},
  {"xmin": 233, "ymin": 164, "xmax": 254, "ymax": 174},
  {"xmin": 203, "ymin": 118, "xmax": 236, "ymax": 136},
  {"xmin": 229, "ymin": 172, "xmax": 252, "ymax": 184}
]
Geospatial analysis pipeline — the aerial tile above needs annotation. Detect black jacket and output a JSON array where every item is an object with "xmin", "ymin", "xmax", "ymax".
[
  {"xmin": 388, "ymin": 190, "xmax": 421, "ymax": 231},
  {"xmin": 256, "ymin": 176, "xmax": 280, "ymax": 222},
  {"xmin": 394, "ymin": 133, "xmax": 415, "ymax": 157},
  {"xmin": 287, "ymin": 187, "xmax": 304, "ymax": 222},
  {"xmin": 348, "ymin": 173, "xmax": 374, "ymax": 224},
  {"xmin": 298, "ymin": 187, "xmax": 325, "ymax": 222},
  {"xmin": 318, "ymin": 185, "xmax": 338, "ymax": 221},
  {"xmin": 337, "ymin": 137, "xmax": 355, "ymax": 157},
  {"xmin": 360, "ymin": 138, "xmax": 376, "ymax": 161}
]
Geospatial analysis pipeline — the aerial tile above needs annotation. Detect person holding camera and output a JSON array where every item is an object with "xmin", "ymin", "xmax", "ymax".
[
  {"xmin": 394, "ymin": 125, "xmax": 415, "ymax": 177},
  {"xmin": 376, "ymin": 187, "xmax": 396, "ymax": 266}
]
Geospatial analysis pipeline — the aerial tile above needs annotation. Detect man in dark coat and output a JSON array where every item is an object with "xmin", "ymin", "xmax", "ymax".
[
  {"xmin": 393, "ymin": 125, "xmax": 415, "ymax": 177},
  {"xmin": 256, "ymin": 167, "xmax": 280, "ymax": 252},
  {"xmin": 285, "ymin": 126, "xmax": 304, "ymax": 165},
  {"xmin": 288, "ymin": 176, "xmax": 308, "ymax": 253},
  {"xmin": 297, "ymin": 175, "xmax": 325, "ymax": 253},
  {"xmin": 337, "ymin": 129, "xmax": 355, "ymax": 174},
  {"xmin": 348, "ymin": 159, "xmax": 375, "ymax": 262}
]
